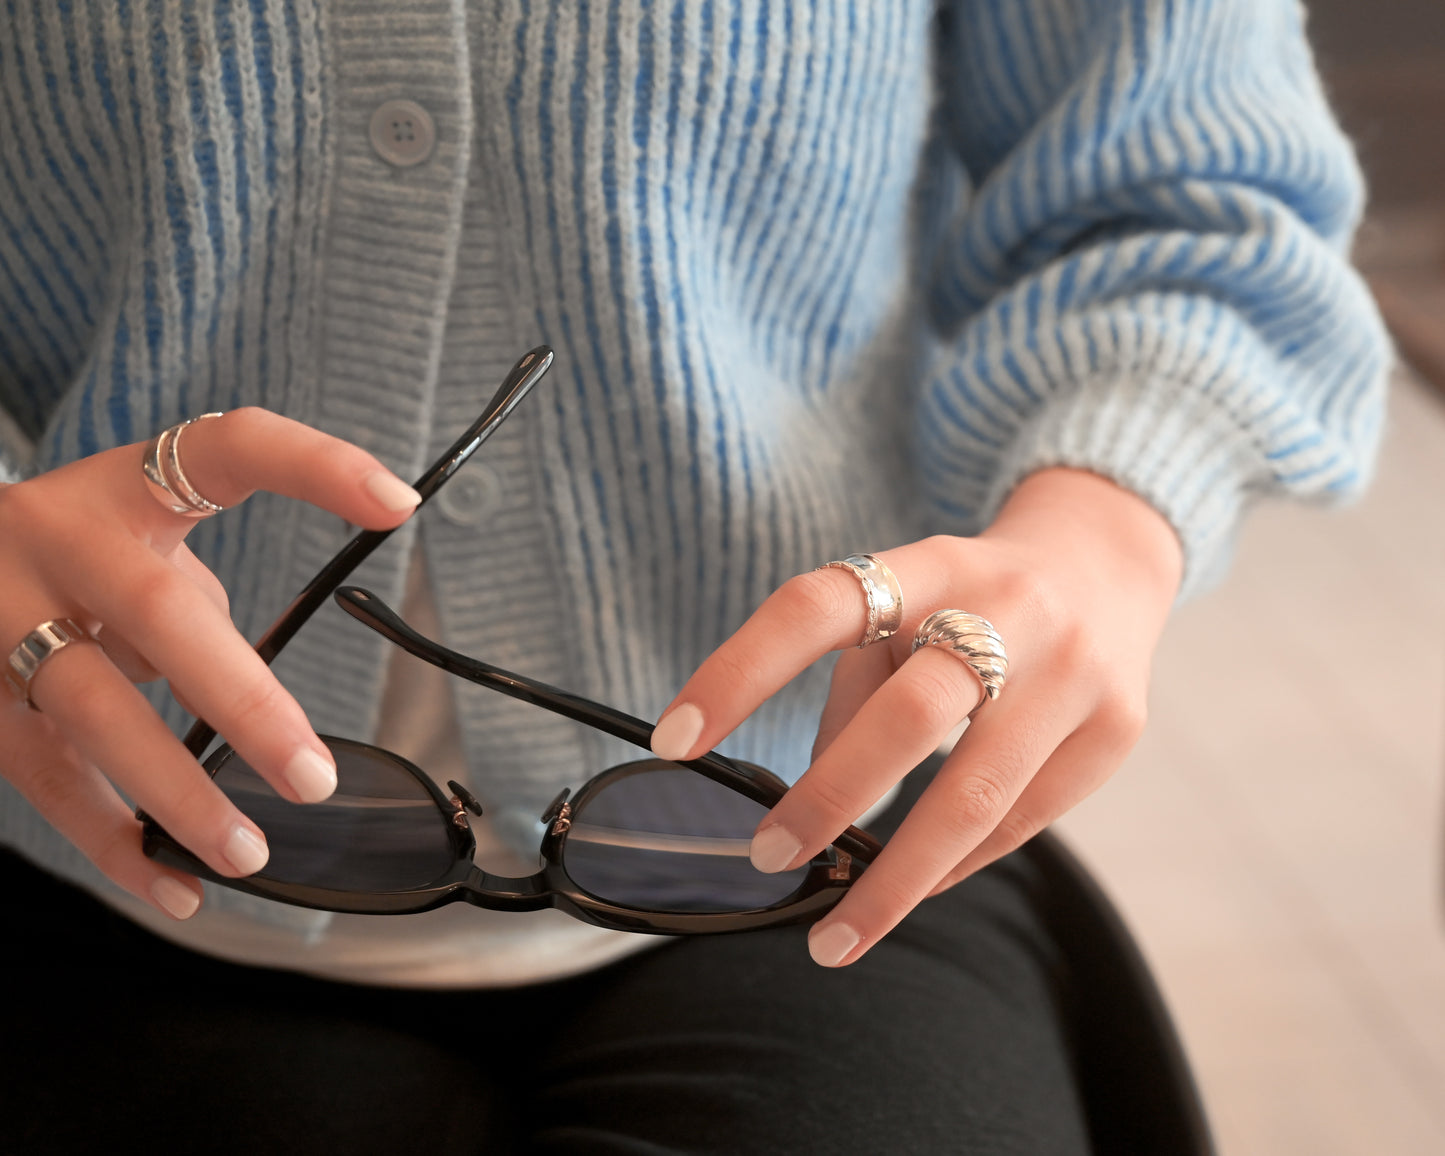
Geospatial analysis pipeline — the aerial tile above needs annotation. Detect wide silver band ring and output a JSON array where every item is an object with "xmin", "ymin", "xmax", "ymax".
[
  {"xmin": 142, "ymin": 413, "xmax": 226, "ymax": 517},
  {"xmin": 816, "ymin": 553, "xmax": 904, "ymax": 648},
  {"xmin": 911, "ymin": 609, "xmax": 1009, "ymax": 711},
  {"xmin": 5, "ymin": 618, "xmax": 96, "ymax": 711}
]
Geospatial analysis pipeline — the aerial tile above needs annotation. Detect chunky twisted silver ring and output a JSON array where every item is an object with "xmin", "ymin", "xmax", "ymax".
[
  {"xmin": 142, "ymin": 412, "xmax": 226, "ymax": 517},
  {"xmin": 5, "ymin": 618, "xmax": 96, "ymax": 710},
  {"xmin": 816, "ymin": 553, "xmax": 904, "ymax": 648},
  {"xmin": 911, "ymin": 609, "xmax": 1009, "ymax": 711}
]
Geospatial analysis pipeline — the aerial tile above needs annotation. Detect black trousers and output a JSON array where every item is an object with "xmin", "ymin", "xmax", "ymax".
[{"xmin": 0, "ymin": 761, "xmax": 1206, "ymax": 1155}]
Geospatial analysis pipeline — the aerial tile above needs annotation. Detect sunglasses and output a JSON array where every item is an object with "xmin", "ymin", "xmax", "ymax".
[{"xmin": 141, "ymin": 348, "xmax": 882, "ymax": 934}]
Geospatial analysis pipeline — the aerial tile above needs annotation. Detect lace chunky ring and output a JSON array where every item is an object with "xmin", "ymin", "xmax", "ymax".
[
  {"xmin": 142, "ymin": 413, "xmax": 226, "ymax": 517},
  {"xmin": 816, "ymin": 553, "xmax": 904, "ymax": 648},
  {"xmin": 911, "ymin": 609, "xmax": 1009, "ymax": 712},
  {"xmin": 5, "ymin": 618, "xmax": 97, "ymax": 711}
]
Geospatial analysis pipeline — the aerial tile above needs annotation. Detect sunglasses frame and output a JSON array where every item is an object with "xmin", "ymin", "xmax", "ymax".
[{"xmin": 140, "ymin": 347, "xmax": 883, "ymax": 934}]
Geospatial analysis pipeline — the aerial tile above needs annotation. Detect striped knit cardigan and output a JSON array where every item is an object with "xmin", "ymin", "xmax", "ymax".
[{"xmin": 0, "ymin": 0, "xmax": 1389, "ymax": 917}]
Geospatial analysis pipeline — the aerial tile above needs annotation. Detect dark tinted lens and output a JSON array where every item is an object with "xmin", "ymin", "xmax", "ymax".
[
  {"xmin": 563, "ymin": 767, "xmax": 808, "ymax": 913},
  {"xmin": 210, "ymin": 741, "xmax": 456, "ymax": 891}
]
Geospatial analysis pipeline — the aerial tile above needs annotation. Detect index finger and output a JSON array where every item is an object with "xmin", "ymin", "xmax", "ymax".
[
  {"xmin": 124, "ymin": 407, "xmax": 421, "ymax": 537},
  {"xmin": 650, "ymin": 542, "xmax": 953, "ymax": 762}
]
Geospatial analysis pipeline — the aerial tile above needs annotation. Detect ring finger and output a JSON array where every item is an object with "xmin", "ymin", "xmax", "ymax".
[{"xmin": 2, "ymin": 707, "xmax": 205, "ymax": 919}]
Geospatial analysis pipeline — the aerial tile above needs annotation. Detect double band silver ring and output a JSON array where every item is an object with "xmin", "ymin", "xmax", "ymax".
[
  {"xmin": 142, "ymin": 413, "xmax": 226, "ymax": 517},
  {"xmin": 817, "ymin": 553, "xmax": 904, "ymax": 648},
  {"xmin": 912, "ymin": 609, "xmax": 1009, "ymax": 712},
  {"xmin": 5, "ymin": 618, "xmax": 96, "ymax": 710}
]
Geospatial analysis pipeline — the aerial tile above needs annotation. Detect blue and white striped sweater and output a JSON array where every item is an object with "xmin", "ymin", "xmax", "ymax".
[{"xmin": 1, "ymin": 0, "xmax": 1389, "ymax": 912}]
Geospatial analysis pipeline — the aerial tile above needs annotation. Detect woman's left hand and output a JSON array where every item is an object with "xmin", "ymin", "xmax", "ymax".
[{"xmin": 649, "ymin": 467, "xmax": 1183, "ymax": 966}]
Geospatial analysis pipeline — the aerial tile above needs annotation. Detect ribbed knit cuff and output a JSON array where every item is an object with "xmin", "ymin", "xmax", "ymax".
[{"xmin": 982, "ymin": 373, "xmax": 1270, "ymax": 601}]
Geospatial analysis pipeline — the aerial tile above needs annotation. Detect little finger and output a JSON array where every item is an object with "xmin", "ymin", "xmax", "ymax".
[
  {"xmin": 3, "ymin": 711, "xmax": 204, "ymax": 919},
  {"xmin": 928, "ymin": 710, "xmax": 1144, "ymax": 893}
]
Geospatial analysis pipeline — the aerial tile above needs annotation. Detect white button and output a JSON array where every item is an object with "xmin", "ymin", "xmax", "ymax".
[
  {"xmin": 435, "ymin": 464, "xmax": 501, "ymax": 526},
  {"xmin": 369, "ymin": 99, "xmax": 435, "ymax": 167}
]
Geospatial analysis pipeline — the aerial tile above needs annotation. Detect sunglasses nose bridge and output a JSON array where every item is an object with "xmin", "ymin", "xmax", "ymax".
[{"xmin": 460, "ymin": 864, "xmax": 554, "ymax": 912}]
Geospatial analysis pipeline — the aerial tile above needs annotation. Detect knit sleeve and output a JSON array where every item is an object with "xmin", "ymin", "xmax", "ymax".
[
  {"xmin": 920, "ymin": 0, "xmax": 1391, "ymax": 597},
  {"xmin": 0, "ymin": 404, "xmax": 29, "ymax": 483}
]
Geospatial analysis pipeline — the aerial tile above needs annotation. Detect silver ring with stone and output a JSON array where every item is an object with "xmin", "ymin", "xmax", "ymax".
[
  {"xmin": 142, "ymin": 413, "xmax": 226, "ymax": 517},
  {"xmin": 816, "ymin": 553, "xmax": 904, "ymax": 648},
  {"xmin": 911, "ymin": 609, "xmax": 1009, "ymax": 711},
  {"xmin": 5, "ymin": 618, "xmax": 97, "ymax": 711}
]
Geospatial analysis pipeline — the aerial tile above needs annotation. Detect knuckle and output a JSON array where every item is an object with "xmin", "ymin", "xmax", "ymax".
[
  {"xmin": 778, "ymin": 570, "xmax": 861, "ymax": 635},
  {"xmin": 225, "ymin": 674, "xmax": 293, "ymax": 729},
  {"xmin": 15, "ymin": 752, "xmax": 86, "ymax": 819},
  {"xmin": 86, "ymin": 819, "xmax": 143, "ymax": 881},
  {"xmin": 897, "ymin": 662, "xmax": 977, "ymax": 736},
  {"xmin": 990, "ymin": 806, "xmax": 1044, "ymax": 855},
  {"xmin": 861, "ymin": 864, "xmax": 927, "ymax": 917},
  {"xmin": 125, "ymin": 569, "xmax": 188, "ymax": 630},
  {"xmin": 1095, "ymin": 693, "xmax": 1149, "ymax": 749},
  {"xmin": 705, "ymin": 644, "xmax": 767, "ymax": 701},
  {"xmin": 939, "ymin": 772, "xmax": 1013, "ymax": 835},
  {"xmin": 804, "ymin": 771, "xmax": 871, "ymax": 828}
]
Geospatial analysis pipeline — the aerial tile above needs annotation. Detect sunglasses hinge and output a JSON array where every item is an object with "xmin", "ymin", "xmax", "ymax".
[
  {"xmin": 550, "ymin": 803, "xmax": 572, "ymax": 836},
  {"xmin": 828, "ymin": 850, "xmax": 852, "ymax": 881},
  {"xmin": 540, "ymin": 787, "xmax": 573, "ymax": 835},
  {"xmin": 447, "ymin": 780, "xmax": 484, "ymax": 829}
]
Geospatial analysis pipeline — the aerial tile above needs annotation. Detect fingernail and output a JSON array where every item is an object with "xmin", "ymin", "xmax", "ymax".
[
  {"xmin": 363, "ymin": 470, "xmax": 422, "ymax": 513},
  {"xmin": 808, "ymin": 922, "xmax": 860, "ymax": 968},
  {"xmin": 224, "ymin": 825, "xmax": 269, "ymax": 876},
  {"xmin": 151, "ymin": 876, "xmax": 201, "ymax": 920},
  {"xmin": 285, "ymin": 746, "xmax": 337, "ymax": 803},
  {"xmin": 750, "ymin": 824, "xmax": 802, "ymax": 874},
  {"xmin": 651, "ymin": 703, "xmax": 704, "ymax": 761}
]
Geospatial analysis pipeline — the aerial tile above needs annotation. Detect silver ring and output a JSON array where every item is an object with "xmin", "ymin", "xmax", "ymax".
[
  {"xmin": 142, "ymin": 413, "xmax": 226, "ymax": 517},
  {"xmin": 816, "ymin": 553, "xmax": 904, "ymax": 648},
  {"xmin": 5, "ymin": 618, "xmax": 96, "ymax": 711},
  {"xmin": 911, "ymin": 610, "xmax": 1009, "ymax": 711}
]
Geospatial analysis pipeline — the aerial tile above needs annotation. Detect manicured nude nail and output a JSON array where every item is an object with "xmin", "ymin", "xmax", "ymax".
[
  {"xmin": 808, "ymin": 922, "xmax": 860, "ymax": 968},
  {"xmin": 650, "ymin": 703, "xmax": 704, "ymax": 761},
  {"xmin": 750, "ymin": 824, "xmax": 802, "ymax": 874},
  {"xmin": 363, "ymin": 470, "xmax": 422, "ymax": 513},
  {"xmin": 224, "ymin": 825, "xmax": 269, "ymax": 876},
  {"xmin": 285, "ymin": 746, "xmax": 338, "ymax": 803},
  {"xmin": 151, "ymin": 876, "xmax": 201, "ymax": 920}
]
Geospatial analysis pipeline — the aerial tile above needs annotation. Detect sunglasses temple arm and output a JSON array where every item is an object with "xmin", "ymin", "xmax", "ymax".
[
  {"xmin": 332, "ymin": 586, "xmax": 886, "ymax": 864},
  {"xmin": 177, "ymin": 346, "xmax": 555, "ymax": 760},
  {"xmin": 333, "ymin": 585, "xmax": 658, "ymax": 751}
]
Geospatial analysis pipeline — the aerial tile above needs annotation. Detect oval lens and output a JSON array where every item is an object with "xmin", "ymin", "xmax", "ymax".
[
  {"xmin": 563, "ymin": 766, "xmax": 808, "ymax": 914},
  {"xmin": 210, "ymin": 740, "xmax": 457, "ymax": 892}
]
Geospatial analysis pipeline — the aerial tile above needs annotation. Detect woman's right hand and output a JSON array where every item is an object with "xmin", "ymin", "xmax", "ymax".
[{"xmin": 0, "ymin": 409, "xmax": 422, "ymax": 920}]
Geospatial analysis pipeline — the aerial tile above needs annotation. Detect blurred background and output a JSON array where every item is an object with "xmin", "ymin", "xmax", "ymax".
[{"xmin": 1055, "ymin": 2, "xmax": 1445, "ymax": 1152}]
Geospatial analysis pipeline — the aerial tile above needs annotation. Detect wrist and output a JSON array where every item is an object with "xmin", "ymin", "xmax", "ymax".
[{"xmin": 983, "ymin": 467, "xmax": 1184, "ymax": 609}]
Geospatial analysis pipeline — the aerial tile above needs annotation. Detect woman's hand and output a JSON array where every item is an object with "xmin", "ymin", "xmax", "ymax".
[
  {"xmin": 650, "ymin": 467, "xmax": 1183, "ymax": 966},
  {"xmin": 0, "ymin": 410, "xmax": 421, "ymax": 920}
]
